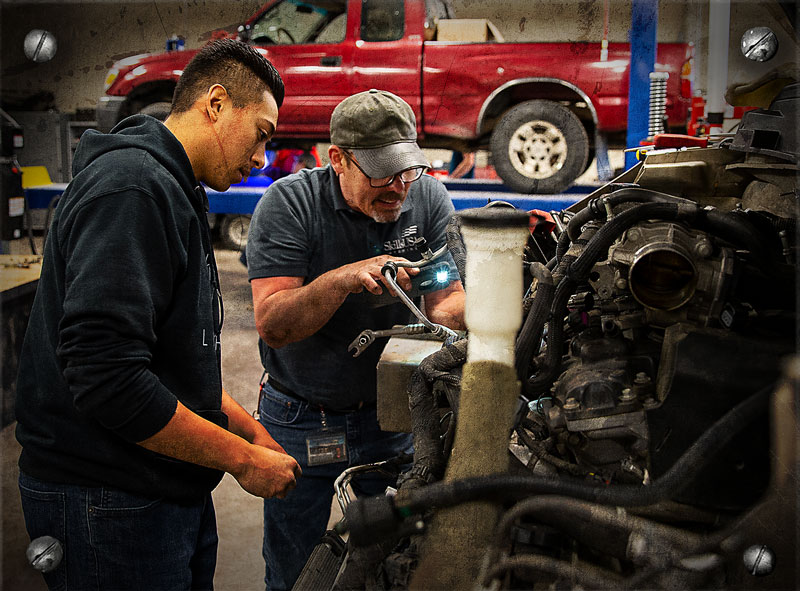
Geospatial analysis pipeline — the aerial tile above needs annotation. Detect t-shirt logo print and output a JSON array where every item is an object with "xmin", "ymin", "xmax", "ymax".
[{"xmin": 383, "ymin": 225, "xmax": 421, "ymax": 255}]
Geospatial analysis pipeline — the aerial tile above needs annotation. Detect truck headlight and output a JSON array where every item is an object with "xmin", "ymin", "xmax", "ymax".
[{"xmin": 103, "ymin": 68, "xmax": 119, "ymax": 91}]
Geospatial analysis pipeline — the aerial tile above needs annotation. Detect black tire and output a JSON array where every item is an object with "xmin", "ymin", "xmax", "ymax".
[
  {"xmin": 490, "ymin": 100, "xmax": 589, "ymax": 194},
  {"xmin": 218, "ymin": 215, "xmax": 251, "ymax": 251},
  {"xmin": 583, "ymin": 148, "xmax": 596, "ymax": 175},
  {"xmin": 139, "ymin": 101, "xmax": 172, "ymax": 121}
]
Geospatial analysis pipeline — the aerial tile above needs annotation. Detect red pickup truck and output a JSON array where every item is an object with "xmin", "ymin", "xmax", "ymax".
[{"xmin": 96, "ymin": 0, "xmax": 693, "ymax": 193}]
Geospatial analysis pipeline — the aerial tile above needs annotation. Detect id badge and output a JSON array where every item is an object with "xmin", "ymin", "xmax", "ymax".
[{"xmin": 306, "ymin": 430, "xmax": 348, "ymax": 466}]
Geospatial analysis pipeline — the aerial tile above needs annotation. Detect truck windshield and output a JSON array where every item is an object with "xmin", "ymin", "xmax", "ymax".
[{"xmin": 251, "ymin": 0, "xmax": 347, "ymax": 45}]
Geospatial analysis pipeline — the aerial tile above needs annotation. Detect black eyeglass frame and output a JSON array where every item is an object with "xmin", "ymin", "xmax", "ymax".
[{"xmin": 342, "ymin": 150, "xmax": 427, "ymax": 188}]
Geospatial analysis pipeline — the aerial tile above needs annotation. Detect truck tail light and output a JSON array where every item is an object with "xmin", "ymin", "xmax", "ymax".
[{"xmin": 680, "ymin": 58, "xmax": 693, "ymax": 99}]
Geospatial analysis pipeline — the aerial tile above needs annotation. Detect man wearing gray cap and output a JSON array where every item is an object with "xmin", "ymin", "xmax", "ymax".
[{"xmin": 246, "ymin": 89, "xmax": 465, "ymax": 589}]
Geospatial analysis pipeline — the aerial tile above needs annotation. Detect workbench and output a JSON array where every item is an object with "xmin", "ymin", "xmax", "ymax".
[{"xmin": 1, "ymin": 254, "xmax": 42, "ymax": 428}]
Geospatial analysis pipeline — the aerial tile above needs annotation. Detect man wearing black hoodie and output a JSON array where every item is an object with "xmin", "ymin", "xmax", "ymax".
[{"xmin": 15, "ymin": 39, "xmax": 300, "ymax": 590}]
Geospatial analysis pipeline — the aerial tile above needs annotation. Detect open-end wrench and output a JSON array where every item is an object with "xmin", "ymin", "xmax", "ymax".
[{"xmin": 347, "ymin": 324, "xmax": 428, "ymax": 357}]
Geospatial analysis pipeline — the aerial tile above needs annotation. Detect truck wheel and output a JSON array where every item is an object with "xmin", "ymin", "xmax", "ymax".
[
  {"xmin": 218, "ymin": 214, "xmax": 251, "ymax": 251},
  {"xmin": 490, "ymin": 100, "xmax": 589, "ymax": 194},
  {"xmin": 139, "ymin": 101, "xmax": 172, "ymax": 121}
]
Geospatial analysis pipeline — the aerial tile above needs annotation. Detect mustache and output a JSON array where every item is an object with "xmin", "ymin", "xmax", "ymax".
[{"xmin": 377, "ymin": 190, "xmax": 404, "ymax": 200}]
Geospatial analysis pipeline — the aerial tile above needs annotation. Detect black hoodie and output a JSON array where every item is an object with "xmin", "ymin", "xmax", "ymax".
[{"xmin": 16, "ymin": 115, "xmax": 227, "ymax": 501}]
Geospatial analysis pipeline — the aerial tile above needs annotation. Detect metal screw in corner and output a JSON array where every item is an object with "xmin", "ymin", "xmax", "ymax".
[
  {"xmin": 26, "ymin": 536, "xmax": 63, "ymax": 573},
  {"xmin": 741, "ymin": 27, "xmax": 779, "ymax": 63},
  {"xmin": 563, "ymin": 397, "xmax": 580, "ymax": 410},
  {"xmin": 743, "ymin": 544, "xmax": 775, "ymax": 576}
]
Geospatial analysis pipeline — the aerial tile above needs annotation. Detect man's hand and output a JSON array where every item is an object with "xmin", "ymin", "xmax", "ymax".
[
  {"xmin": 252, "ymin": 255, "xmax": 419, "ymax": 348},
  {"xmin": 232, "ymin": 445, "xmax": 301, "ymax": 499},
  {"xmin": 336, "ymin": 254, "xmax": 419, "ymax": 296},
  {"xmin": 139, "ymin": 401, "xmax": 301, "ymax": 500}
]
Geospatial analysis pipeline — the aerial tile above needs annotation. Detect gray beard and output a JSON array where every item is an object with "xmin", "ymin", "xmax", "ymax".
[{"xmin": 371, "ymin": 209, "xmax": 402, "ymax": 223}]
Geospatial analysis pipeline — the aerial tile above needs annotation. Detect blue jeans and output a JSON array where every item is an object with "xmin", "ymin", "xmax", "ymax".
[
  {"xmin": 18, "ymin": 472, "xmax": 218, "ymax": 590},
  {"xmin": 258, "ymin": 381, "xmax": 412, "ymax": 590}
]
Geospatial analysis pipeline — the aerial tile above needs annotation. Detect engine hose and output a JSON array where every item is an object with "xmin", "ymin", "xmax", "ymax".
[
  {"xmin": 445, "ymin": 214, "xmax": 467, "ymax": 285},
  {"xmin": 552, "ymin": 219, "xmax": 599, "ymax": 285},
  {"xmin": 555, "ymin": 227, "xmax": 571, "ymax": 262},
  {"xmin": 400, "ymin": 339, "xmax": 468, "ymax": 490},
  {"xmin": 344, "ymin": 385, "xmax": 770, "ymax": 547},
  {"xmin": 525, "ymin": 277, "xmax": 576, "ymax": 395},
  {"xmin": 528, "ymin": 201, "xmax": 697, "ymax": 395},
  {"xmin": 701, "ymin": 207, "xmax": 771, "ymax": 263},
  {"xmin": 391, "ymin": 384, "xmax": 770, "ymax": 512},
  {"xmin": 482, "ymin": 554, "xmax": 624, "ymax": 589},
  {"xmin": 484, "ymin": 496, "xmax": 704, "ymax": 578},
  {"xmin": 515, "ymin": 426, "xmax": 592, "ymax": 478},
  {"xmin": 514, "ymin": 263, "xmax": 554, "ymax": 382},
  {"xmin": 568, "ymin": 188, "xmax": 774, "ymax": 263},
  {"xmin": 566, "ymin": 187, "xmax": 694, "ymax": 242}
]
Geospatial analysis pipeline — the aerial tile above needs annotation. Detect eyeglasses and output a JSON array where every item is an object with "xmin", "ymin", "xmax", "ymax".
[{"xmin": 343, "ymin": 150, "xmax": 426, "ymax": 188}]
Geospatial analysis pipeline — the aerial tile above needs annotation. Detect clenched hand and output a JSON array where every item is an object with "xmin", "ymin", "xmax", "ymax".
[{"xmin": 233, "ymin": 445, "xmax": 302, "ymax": 499}]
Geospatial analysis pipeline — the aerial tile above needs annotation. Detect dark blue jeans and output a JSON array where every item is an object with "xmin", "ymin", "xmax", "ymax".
[
  {"xmin": 18, "ymin": 471, "xmax": 218, "ymax": 590},
  {"xmin": 258, "ymin": 381, "xmax": 412, "ymax": 590}
]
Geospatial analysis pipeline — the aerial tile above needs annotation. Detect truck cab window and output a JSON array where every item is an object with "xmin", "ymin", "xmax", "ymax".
[
  {"xmin": 250, "ymin": 0, "xmax": 346, "ymax": 45},
  {"xmin": 315, "ymin": 12, "xmax": 347, "ymax": 44},
  {"xmin": 361, "ymin": 0, "xmax": 404, "ymax": 42}
]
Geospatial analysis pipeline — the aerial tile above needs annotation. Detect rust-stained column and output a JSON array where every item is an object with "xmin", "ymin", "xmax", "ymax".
[{"xmin": 411, "ymin": 207, "xmax": 530, "ymax": 590}]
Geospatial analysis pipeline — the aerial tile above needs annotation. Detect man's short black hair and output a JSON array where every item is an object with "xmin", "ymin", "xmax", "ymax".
[{"xmin": 171, "ymin": 38, "xmax": 284, "ymax": 113}]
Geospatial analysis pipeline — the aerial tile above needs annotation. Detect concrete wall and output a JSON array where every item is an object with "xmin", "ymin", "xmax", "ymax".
[
  {"xmin": 0, "ymin": 0, "xmax": 734, "ymax": 115},
  {"xmin": 1, "ymin": 1, "xmax": 263, "ymax": 113},
  {"xmin": 452, "ymin": 0, "xmax": 691, "ymax": 43},
  {"xmin": 3, "ymin": 1, "xmax": 796, "ymax": 115}
]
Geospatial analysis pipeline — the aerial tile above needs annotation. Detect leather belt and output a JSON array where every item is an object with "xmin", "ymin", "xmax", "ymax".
[{"xmin": 266, "ymin": 375, "xmax": 373, "ymax": 414}]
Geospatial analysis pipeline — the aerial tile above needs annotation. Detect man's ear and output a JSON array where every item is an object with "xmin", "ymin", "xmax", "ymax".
[
  {"xmin": 329, "ymin": 145, "xmax": 346, "ymax": 174},
  {"xmin": 205, "ymin": 84, "xmax": 229, "ymax": 122}
]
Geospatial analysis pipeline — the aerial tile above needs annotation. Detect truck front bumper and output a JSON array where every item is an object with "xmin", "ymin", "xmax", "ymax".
[{"xmin": 96, "ymin": 96, "xmax": 126, "ymax": 133}]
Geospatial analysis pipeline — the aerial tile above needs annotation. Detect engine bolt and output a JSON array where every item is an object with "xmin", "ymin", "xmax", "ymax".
[
  {"xmin": 563, "ymin": 397, "xmax": 580, "ymax": 410},
  {"xmin": 634, "ymin": 372, "xmax": 650, "ymax": 385},
  {"xmin": 642, "ymin": 397, "xmax": 658, "ymax": 409},
  {"xmin": 695, "ymin": 240, "xmax": 713, "ymax": 258},
  {"xmin": 615, "ymin": 277, "xmax": 628, "ymax": 290},
  {"xmin": 619, "ymin": 388, "xmax": 636, "ymax": 402}
]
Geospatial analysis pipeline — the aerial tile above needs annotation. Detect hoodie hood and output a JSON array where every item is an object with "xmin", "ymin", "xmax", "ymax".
[{"xmin": 74, "ymin": 115, "xmax": 200, "ymax": 203}]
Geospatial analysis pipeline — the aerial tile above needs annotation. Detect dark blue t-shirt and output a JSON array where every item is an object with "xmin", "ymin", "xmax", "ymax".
[{"xmin": 246, "ymin": 165, "xmax": 455, "ymax": 410}]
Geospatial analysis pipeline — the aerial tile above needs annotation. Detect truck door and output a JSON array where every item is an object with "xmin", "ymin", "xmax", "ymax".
[
  {"xmin": 350, "ymin": 0, "xmax": 424, "ymax": 131},
  {"xmin": 248, "ymin": 0, "xmax": 355, "ymax": 138}
]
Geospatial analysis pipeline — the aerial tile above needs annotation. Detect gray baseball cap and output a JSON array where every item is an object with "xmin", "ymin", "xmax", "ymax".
[{"xmin": 330, "ymin": 89, "xmax": 429, "ymax": 178}]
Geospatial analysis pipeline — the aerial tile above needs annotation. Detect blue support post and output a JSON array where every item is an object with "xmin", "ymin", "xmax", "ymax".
[{"xmin": 625, "ymin": 0, "xmax": 659, "ymax": 169}]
